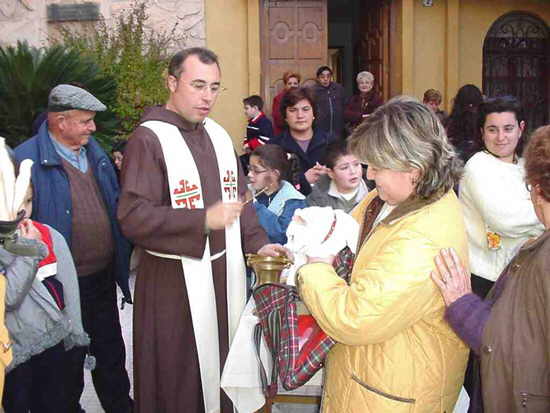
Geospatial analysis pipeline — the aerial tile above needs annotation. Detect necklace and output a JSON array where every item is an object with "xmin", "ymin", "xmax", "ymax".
[{"xmin": 483, "ymin": 149, "xmax": 518, "ymax": 164}]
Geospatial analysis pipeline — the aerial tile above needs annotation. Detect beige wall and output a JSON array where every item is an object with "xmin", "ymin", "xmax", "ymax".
[
  {"xmin": 205, "ymin": 0, "xmax": 261, "ymax": 151},
  {"xmin": 458, "ymin": 0, "xmax": 550, "ymax": 92},
  {"xmin": 391, "ymin": 0, "xmax": 549, "ymax": 111}
]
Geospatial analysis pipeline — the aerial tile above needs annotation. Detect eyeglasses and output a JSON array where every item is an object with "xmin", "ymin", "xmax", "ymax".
[
  {"xmin": 181, "ymin": 80, "xmax": 226, "ymax": 95},
  {"xmin": 248, "ymin": 167, "xmax": 269, "ymax": 175}
]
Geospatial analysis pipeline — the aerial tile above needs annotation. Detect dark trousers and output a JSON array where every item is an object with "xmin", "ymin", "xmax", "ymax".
[
  {"xmin": 464, "ymin": 274, "xmax": 495, "ymax": 397},
  {"xmin": 3, "ymin": 341, "xmax": 69, "ymax": 413},
  {"xmin": 66, "ymin": 267, "xmax": 132, "ymax": 413}
]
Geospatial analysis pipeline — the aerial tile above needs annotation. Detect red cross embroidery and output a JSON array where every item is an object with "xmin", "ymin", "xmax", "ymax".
[
  {"xmin": 223, "ymin": 170, "xmax": 238, "ymax": 200},
  {"xmin": 173, "ymin": 179, "xmax": 201, "ymax": 209}
]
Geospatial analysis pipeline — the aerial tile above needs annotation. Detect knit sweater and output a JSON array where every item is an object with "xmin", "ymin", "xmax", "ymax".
[
  {"xmin": 306, "ymin": 174, "xmax": 369, "ymax": 213},
  {"xmin": 459, "ymin": 151, "xmax": 544, "ymax": 281}
]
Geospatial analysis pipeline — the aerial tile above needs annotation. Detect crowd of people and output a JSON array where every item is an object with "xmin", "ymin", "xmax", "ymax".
[{"xmin": 0, "ymin": 45, "xmax": 548, "ymax": 413}]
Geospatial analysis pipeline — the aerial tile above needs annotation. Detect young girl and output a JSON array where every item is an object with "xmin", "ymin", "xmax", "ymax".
[
  {"xmin": 306, "ymin": 141, "xmax": 369, "ymax": 213},
  {"xmin": 248, "ymin": 144, "xmax": 307, "ymax": 244},
  {"xmin": 0, "ymin": 147, "xmax": 89, "ymax": 412}
]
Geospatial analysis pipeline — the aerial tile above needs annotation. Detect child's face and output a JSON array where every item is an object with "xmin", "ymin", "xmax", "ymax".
[
  {"xmin": 328, "ymin": 154, "xmax": 362, "ymax": 194},
  {"xmin": 247, "ymin": 155, "xmax": 278, "ymax": 192},
  {"xmin": 244, "ymin": 104, "xmax": 258, "ymax": 119},
  {"xmin": 112, "ymin": 151, "xmax": 124, "ymax": 170},
  {"xmin": 424, "ymin": 100, "xmax": 440, "ymax": 112},
  {"xmin": 19, "ymin": 186, "xmax": 33, "ymax": 219}
]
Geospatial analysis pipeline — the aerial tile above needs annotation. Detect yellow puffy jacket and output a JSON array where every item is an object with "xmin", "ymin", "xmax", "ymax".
[
  {"xmin": 298, "ymin": 190, "xmax": 469, "ymax": 412},
  {"xmin": 0, "ymin": 274, "xmax": 12, "ymax": 398}
]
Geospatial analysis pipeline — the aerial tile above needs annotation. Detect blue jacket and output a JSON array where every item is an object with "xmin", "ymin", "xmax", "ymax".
[
  {"xmin": 254, "ymin": 181, "xmax": 306, "ymax": 244},
  {"xmin": 14, "ymin": 122, "xmax": 132, "ymax": 303},
  {"xmin": 272, "ymin": 129, "xmax": 334, "ymax": 195}
]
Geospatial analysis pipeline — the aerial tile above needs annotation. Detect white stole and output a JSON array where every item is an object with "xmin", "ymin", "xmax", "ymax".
[{"xmin": 141, "ymin": 118, "xmax": 246, "ymax": 413}]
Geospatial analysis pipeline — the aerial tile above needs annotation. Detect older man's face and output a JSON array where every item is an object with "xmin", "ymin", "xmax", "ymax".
[{"xmin": 58, "ymin": 110, "xmax": 97, "ymax": 150}]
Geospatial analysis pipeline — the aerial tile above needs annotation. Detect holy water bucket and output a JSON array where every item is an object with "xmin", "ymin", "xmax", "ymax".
[{"xmin": 246, "ymin": 254, "xmax": 292, "ymax": 287}]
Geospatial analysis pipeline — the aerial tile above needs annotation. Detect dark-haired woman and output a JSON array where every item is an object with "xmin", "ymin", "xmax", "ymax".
[
  {"xmin": 446, "ymin": 84, "xmax": 484, "ymax": 162},
  {"xmin": 271, "ymin": 87, "xmax": 335, "ymax": 196},
  {"xmin": 248, "ymin": 144, "xmax": 306, "ymax": 244},
  {"xmin": 432, "ymin": 124, "xmax": 550, "ymax": 412},
  {"xmin": 458, "ymin": 96, "xmax": 545, "ymax": 400},
  {"xmin": 460, "ymin": 96, "xmax": 544, "ymax": 299},
  {"xmin": 306, "ymin": 141, "xmax": 369, "ymax": 213}
]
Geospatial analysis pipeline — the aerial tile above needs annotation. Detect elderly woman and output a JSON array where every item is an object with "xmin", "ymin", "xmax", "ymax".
[
  {"xmin": 432, "ymin": 125, "xmax": 550, "ymax": 412},
  {"xmin": 271, "ymin": 87, "xmax": 334, "ymax": 195},
  {"xmin": 272, "ymin": 71, "xmax": 301, "ymax": 136},
  {"xmin": 343, "ymin": 71, "xmax": 383, "ymax": 133},
  {"xmin": 297, "ymin": 97, "xmax": 469, "ymax": 412}
]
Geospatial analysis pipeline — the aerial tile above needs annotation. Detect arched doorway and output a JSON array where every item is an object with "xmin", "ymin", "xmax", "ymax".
[{"xmin": 483, "ymin": 12, "xmax": 549, "ymax": 130}]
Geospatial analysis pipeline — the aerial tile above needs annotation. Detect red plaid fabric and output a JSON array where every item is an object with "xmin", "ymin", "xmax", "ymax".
[{"xmin": 252, "ymin": 246, "xmax": 354, "ymax": 395}]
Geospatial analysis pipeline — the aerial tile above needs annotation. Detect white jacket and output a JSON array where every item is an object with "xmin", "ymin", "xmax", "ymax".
[{"xmin": 459, "ymin": 151, "xmax": 544, "ymax": 281}]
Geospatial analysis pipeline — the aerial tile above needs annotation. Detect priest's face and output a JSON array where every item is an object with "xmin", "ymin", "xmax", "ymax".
[{"xmin": 166, "ymin": 54, "xmax": 222, "ymax": 124}]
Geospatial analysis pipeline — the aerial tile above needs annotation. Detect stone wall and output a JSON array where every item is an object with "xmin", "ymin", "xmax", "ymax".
[{"xmin": 0, "ymin": 0, "xmax": 205, "ymax": 49}]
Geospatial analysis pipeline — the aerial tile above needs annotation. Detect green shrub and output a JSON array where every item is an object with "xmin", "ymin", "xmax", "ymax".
[
  {"xmin": 56, "ymin": 1, "xmax": 182, "ymax": 138},
  {"xmin": 0, "ymin": 41, "xmax": 118, "ymax": 148}
]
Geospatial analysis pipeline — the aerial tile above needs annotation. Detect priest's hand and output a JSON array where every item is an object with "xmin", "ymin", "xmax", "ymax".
[
  {"xmin": 205, "ymin": 201, "xmax": 243, "ymax": 230},
  {"xmin": 257, "ymin": 243, "xmax": 291, "ymax": 259}
]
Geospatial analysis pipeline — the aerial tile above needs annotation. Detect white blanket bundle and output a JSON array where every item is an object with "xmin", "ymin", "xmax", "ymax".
[
  {"xmin": 283, "ymin": 206, "xmax": 359, "ymax": 285},
  {"xmin": 0, "ymin": 137, "xmax": 33, "ymax": 222}
]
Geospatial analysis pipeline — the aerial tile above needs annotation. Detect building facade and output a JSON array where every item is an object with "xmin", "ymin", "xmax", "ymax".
[{"xmin": 2, "ymin": 0, "xmax": 549, "ymax": 146}]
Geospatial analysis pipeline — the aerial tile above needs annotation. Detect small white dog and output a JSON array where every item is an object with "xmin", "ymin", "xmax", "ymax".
[{"xmin": 283, "ymin": 206, "xmax": 359, "ymax": 285}]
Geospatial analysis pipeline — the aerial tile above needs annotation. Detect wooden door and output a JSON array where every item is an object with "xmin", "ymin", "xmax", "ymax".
[
  {"xmin": 355, "ymin": 0, "xmax": 390, "ymax": 101},
  {"xmin": 261, "ymin": 0, "xmax": 328, "ymax": 117},
  {"xmin": 483, "ymin": 12, "xmax": 549, "ymax": 131}
]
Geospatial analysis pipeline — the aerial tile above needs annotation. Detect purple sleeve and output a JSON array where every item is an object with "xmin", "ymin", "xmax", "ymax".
[{"xmin": 445, "ymin": 293, "xmax": 492, "ymax": 356}]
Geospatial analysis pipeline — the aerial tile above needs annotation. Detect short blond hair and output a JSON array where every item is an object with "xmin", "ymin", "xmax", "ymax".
[{"xmin": 348, "ymin": 96, "xmax": 462, "ymax": 199}]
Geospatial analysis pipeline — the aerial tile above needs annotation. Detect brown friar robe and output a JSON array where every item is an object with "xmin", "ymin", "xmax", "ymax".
[{"xmin": 117, "ymin": 106, "xmax": 268, "ymax": 413}]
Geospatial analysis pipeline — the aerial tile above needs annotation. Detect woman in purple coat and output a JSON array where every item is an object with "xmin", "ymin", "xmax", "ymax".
[{"xmin": 431, "ymin": 125, "xmax": 550, "ymax": 412}]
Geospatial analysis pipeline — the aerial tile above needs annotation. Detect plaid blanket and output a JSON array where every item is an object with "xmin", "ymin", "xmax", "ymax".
[{"xmin": 252, "ymin": 246, "xmax": 354, "ymax": 397}]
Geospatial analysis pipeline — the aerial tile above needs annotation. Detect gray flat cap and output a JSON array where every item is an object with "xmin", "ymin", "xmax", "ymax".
[{"xmin": 48, "ymin": 84, "xmax": 106, "ymax": 112}]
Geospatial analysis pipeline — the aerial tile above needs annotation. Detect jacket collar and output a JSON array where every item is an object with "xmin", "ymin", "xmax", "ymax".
[
  {"xmin": 381, "ymin": 188, "xmax": 447, "ymax": 226},
  {"xmin": 36, "ymin": 120, "xmax": 105, "ymax": 167},
  {"xmin": 36, "ymin": 121, "xmax": 62, "ymax": 167},
  {"xmin": 279, "ymin": 129, "xmax": 329, "ymax": 155}
]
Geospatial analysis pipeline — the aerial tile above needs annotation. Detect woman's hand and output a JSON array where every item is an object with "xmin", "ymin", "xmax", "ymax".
[{"xmin": 430, "ymin": 248, "xmax": 472, "ymax": 307}]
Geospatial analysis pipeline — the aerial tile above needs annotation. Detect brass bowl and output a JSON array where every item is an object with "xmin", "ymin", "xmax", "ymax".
[{"xmin": 246, "ymin": 253, "xmax": 292, "ymax": 287}]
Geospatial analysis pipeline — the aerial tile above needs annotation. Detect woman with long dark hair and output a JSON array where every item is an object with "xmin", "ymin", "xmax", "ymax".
[{"xmin": 446, "ymin": 84, "xmax": 484, "ymax": 162}]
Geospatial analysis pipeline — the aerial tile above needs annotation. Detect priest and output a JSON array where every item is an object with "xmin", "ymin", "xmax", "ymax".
[{"xmin": 118, "ymin": 47, "xmax": 284, "ymax": 413}]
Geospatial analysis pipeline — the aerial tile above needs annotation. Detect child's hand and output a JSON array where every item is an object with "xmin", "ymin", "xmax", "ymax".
[{"xmin": 18, "ymin": 219, "xmax": 41, "ymax": 241}]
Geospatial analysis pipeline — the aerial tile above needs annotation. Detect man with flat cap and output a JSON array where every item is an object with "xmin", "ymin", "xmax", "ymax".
[{"xmin": 15, "ymin": 84, "xmax": 133, "ymax": 413}]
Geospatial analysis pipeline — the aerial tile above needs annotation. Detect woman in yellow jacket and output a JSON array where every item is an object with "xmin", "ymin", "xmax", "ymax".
[{"xmin": 298, "ymin": 97, "xmax": 469, "ymax": 412}]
